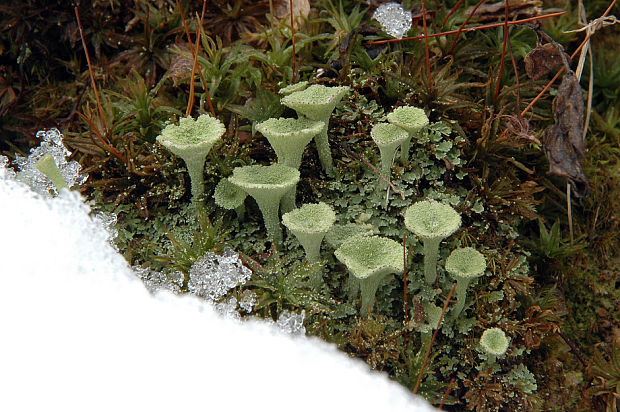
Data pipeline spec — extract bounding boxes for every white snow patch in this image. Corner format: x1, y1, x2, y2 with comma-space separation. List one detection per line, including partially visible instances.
0, 175, 435, 412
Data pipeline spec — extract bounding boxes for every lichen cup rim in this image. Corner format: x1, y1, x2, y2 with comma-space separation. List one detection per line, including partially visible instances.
280, 84, 350, 113
156, 114, 225, 153
403, 199, 461, 240
334, 235, 404, 280
370, 123, 409, 146
386, 106, 429, 131
228, 163, 301, 190
282, 202, 336, 234
445, 246, 486, 280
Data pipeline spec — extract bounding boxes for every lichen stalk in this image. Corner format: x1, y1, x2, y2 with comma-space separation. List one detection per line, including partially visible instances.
423, 237, 441, 284
314, 122, 333, 174
452, 278, 471, 318
254, 197, 283, 248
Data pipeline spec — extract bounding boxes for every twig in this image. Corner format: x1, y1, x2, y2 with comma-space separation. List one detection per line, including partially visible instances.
441, 0, 464, 28
421, 0, 432, 93
78, 112, 128, 166
186, 1, 208, 117
507, 25, 521, 112
557, 330, 589, 368
413, 282, 457, 394
403, 232, 408, 336
438, 377, 456, 409
369, 12, 566, 46
567, 183, 574, 245
521, 0, 617, 117
342, 145, 406, 200
449, 0, 485, 54
494, 1, 510, 103
289, 0, 296, 83
74, 7, 108, 136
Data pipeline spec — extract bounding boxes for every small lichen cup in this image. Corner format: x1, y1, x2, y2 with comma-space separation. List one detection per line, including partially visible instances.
334, 235, 404, 314
213, 178, 248, 219
282, 202, 336, 263
479, 327, 509, 363
370, 123, 409, 188
229, 163, 300, 248
281, 84, 350, 174
445, 246, 486, 318
387, 106, 429, 164
156, 114, 225, 206
404, 200, 461, 284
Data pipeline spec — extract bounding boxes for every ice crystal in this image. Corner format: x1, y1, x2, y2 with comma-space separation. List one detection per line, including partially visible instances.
133, 266, 183, 294
373, 2, 412, 39
0, 155, 16, 180
188, 247, 252, 301
239, 290, 257, 313
276, 310, 306, 335
214, 296, 240, 320
93, 212, 118, 250
15, 129, 87, 196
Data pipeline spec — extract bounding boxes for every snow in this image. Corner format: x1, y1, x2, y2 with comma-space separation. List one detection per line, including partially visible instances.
0, 171, 435, 412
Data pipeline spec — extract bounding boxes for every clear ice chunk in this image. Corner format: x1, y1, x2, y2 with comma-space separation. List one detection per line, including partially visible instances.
239, 290, 257, 313
188, 247, 252, 301
15, 128, 87, 196
373, 2, 412, 39
276, 310, 306, 335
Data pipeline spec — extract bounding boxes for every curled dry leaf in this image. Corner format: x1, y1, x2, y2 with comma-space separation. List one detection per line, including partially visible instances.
524, 43, 567, 80
274, 0, 311, 29
543, 71, 590, 197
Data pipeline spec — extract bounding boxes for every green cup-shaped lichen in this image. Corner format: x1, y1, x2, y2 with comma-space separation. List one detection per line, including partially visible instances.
278, 81, 309, 96
35, 153, 68, 192
229, 163, 300, 248
256, 118, 325, 170
387, 106, 429, 164
214, 178, 247, 218
445, 247, 486, 318
281, 85, 350, 174
404, 200, 461, 284
282, 202, 336, 263
370, 123, 409, 188
480, 327, 509, 362
334, 235, 404, 314
156, 115, 225, 205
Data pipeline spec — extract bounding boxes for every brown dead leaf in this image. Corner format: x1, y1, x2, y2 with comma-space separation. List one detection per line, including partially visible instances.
524, 43, 567, 80
543, 71, 590, 197
274, 0, 311, 29
167, 54, 194, 86
466, 0, 542, 23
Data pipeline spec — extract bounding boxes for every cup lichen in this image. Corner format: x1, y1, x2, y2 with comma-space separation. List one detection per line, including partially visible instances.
229, 163, 300, 248
445, 246, 486, 318
370, 123, 409, 188
281, 84, 350, 174
386, 106, 429, 164
404, 200, 461, 284
156, 114, 225, 205
334, 235, 404, 314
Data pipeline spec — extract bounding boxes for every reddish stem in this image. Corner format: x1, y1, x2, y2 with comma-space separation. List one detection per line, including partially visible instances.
186, 0, 209, 118
74, 7, 108, 136
449, 0, 485, 54
290, 0, 296, 83
441, 0, 463, 28
521, 0, 617, 116
421, 0, 432, 92
493, 0, 510, 103
413, 282, 457, 394
369, 12, 566, 45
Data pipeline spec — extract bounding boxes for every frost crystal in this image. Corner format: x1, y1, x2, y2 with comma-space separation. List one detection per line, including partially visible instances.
0, 155, 16, 180
15, 129, 87, 196
133, 266, 183, 294
239, 290, 257, 313
276, 310, 306, 335
188, 247, 252, 301
214, 296, 240, 321
373, 2, 412, 39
